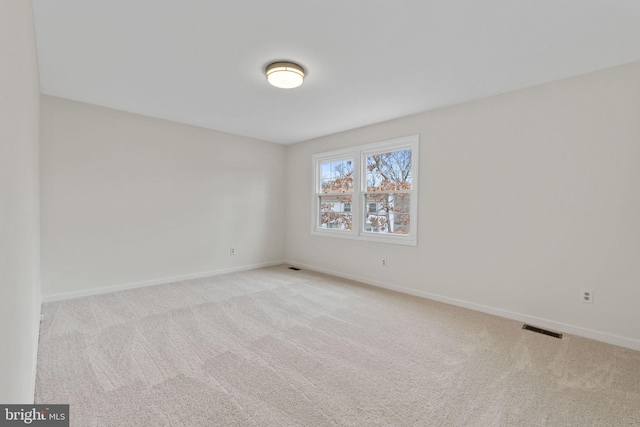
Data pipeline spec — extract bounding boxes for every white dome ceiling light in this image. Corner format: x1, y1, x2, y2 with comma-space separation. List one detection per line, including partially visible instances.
266, 62, 305, 89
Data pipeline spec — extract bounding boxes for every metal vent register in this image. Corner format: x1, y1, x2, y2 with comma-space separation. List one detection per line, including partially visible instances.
522, 324, 563, 339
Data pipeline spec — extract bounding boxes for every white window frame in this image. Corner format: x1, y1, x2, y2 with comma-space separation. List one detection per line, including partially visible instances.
311, 135, 419, 246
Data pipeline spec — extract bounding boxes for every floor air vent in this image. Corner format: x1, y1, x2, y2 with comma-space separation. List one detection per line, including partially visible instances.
288, 267, 301, 271
522, 324, 562, 339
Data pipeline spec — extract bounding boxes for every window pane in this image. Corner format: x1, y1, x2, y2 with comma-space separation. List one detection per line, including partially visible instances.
321, 162, 332, 180
363, 193, 410, 234
319, 159, 354, 193
392, 192, 411, 214
366, 149, 412, 191
319, 195, 352, 230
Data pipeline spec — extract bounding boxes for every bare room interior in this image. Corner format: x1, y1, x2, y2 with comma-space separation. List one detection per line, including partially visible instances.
2, 1, 639, 425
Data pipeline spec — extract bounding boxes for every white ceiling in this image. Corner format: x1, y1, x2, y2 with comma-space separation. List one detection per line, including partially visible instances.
33, 0, 640, 144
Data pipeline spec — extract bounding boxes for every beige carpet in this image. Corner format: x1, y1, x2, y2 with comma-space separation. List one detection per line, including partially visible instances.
35, 265, 640, 426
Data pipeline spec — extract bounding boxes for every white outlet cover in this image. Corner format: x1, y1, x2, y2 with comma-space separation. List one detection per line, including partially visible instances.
580, 288, 594, 304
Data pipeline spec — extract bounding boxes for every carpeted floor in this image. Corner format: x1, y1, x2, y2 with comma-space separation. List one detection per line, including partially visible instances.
35, 265, 640, 426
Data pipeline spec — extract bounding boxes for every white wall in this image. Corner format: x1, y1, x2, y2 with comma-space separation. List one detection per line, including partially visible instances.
0, 0, 41, 403
285, 61, 640, 350
41, 96, 286, 298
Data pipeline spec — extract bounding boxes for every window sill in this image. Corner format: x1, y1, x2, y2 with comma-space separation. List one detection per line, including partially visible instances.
312, 228, 417, 246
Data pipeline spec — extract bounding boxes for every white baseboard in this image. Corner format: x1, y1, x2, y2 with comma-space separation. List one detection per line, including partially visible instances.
286, 260, 640, 352
30, 289, 42, 403
41, 260, 285, 303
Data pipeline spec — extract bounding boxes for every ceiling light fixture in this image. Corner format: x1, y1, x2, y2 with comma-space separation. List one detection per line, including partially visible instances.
266, 61, 305, 89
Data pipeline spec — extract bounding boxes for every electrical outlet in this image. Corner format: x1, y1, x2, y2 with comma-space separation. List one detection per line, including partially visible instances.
230, 247, 235, 255
580, 289, 594, 304
382, 259, 387, 267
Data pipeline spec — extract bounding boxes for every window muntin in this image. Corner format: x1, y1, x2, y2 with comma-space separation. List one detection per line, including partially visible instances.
312, 135, 418, 246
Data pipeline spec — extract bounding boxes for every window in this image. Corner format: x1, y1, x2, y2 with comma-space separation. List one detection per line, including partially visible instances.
312, 135, 419, 246
317, 158, 353, 231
